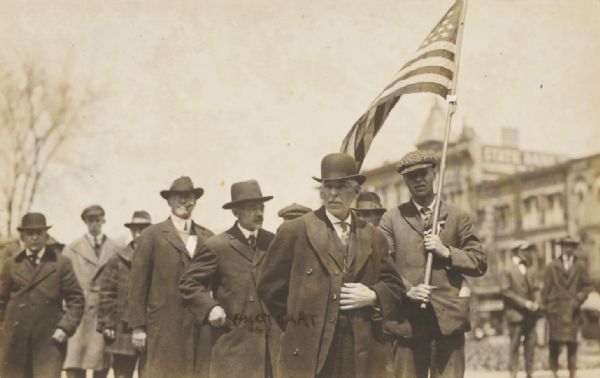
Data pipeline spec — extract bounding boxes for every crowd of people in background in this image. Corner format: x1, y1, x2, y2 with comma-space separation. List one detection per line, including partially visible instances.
0, 150, 593, 378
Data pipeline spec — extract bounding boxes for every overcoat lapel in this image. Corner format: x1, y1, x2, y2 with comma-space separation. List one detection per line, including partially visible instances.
227, 225, 254, 263
399, 200, 450, 237
27, 252, 57, 288
160, 219, 191, 262
565, 257, 579, 288
305, 208, 343, 274
72, 237, 98, 266
252, 229, 270, 270
352, 216, 373, 274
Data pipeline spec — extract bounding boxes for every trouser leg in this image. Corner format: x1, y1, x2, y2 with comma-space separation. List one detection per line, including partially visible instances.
523, 319, 537, 377
65, 369, 86, 378
112, 354, 138, 378
430, 332, 465, 378
507, 322, 522, 378
567, 341, 578, 378
548, 340, 561, 373
392, 337, 431, 378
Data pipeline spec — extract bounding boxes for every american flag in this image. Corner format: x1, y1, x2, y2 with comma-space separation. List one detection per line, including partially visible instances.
341, 0, 463, 169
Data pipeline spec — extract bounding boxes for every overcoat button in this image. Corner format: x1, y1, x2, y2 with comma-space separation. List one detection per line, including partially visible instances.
248, 296, 255, 303
334, 271, 339, 276
306, 268, 313, 275
19, 303, 26, 308
330, 316, 335, 323
13, 321, 19, 326
332, 293, 337, 300
293, 348, 299, 356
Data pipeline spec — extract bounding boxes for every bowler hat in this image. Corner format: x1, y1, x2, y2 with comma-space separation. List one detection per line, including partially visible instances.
124, 210, 152, 228
396, 150, 439, 175
223, 180, 273, 209
160, 176, 204, 200
17, 213, 52, 231
557, 235, 579, 246
81, 205, 105, 220
351, 192, 386, 214
312, 153, 366, 184
278, 203, 312, 220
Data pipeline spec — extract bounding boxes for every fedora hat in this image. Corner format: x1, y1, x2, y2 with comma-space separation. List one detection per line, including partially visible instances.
510, 240, 535, 252
17, 213, 52, 232
351, 192, 386, 213
81, 205, 105, 220
160, 176, 204, 200
124, 210, 152, 228
222, 180, 273, 209
312, 153, 366, 184
557, 235, 579, 246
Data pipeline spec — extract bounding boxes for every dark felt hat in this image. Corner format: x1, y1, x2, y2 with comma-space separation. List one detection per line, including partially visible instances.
312, 153, 366, 184
557, 235, 579, 246
81, 205, 105, 220
124, 210, 152, 228
351, 192, 387, 214
510, 240, 535, 252
396, 150, 440, 175
278, 203, 312, 220
222, 180, 273, 209
17, 213, 52, 231
160, 176, 204, 200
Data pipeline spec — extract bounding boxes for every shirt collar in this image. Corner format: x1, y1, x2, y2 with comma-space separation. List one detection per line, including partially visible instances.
170, 214, 192, 232
86, 233, 104, 244
412, 195, 436, 213
325, 208, 351, 226
26, 247, 46, 259
512, 255, 523, 266
237, 223, 258, 239
562, 254, 574, 263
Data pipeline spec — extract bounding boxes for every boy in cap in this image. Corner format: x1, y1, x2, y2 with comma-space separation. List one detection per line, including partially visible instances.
98, 211, 152, 378
128, 177, 214, 378
501, 241, 541, 378
542, 236, 592, 378
277, 203, 312, 222
379, 150, 486, 378
351, 192, 387, 226
0, 213, 84, 378
257, 153, 404, 378
64, 205, 120, 378
180, 179, 275, 378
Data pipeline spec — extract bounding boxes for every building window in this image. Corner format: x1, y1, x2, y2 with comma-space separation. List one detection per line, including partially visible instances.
493, 204, 511, 233
545, 192, 565, 226
522, 196, 540, 230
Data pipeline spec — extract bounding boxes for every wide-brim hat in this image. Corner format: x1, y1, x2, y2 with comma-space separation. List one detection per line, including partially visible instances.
312, 153, 366, 184
278, 203, 312, 220
396, 150, 440, 175
557, 235, 579, 246
17, 213, 52, 231
81, 205, 105, 220
223, 179, 273, 209
160, 176, 204, 200
511, 240, 535, 252
351, 192, 387, 213
124, 210, 152, 228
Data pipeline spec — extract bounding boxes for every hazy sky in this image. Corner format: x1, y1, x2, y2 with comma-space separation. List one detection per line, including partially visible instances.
1, 0, 599, 243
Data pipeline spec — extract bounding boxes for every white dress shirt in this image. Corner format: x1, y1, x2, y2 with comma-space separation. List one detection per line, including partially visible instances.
171, 215, 197, 257
512, 255, 527, 275
86, 233, 104, 247
237, 223, 258, 240
325, 209, 351, 243
26, 247, 46, 265
562, 254, 574, 271
412, 196, 436, 218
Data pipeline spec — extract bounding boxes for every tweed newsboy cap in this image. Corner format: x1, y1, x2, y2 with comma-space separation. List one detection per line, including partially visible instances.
396, 150, 440, 175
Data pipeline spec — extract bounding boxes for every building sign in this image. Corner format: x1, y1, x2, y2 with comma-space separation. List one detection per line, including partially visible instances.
482, 145, 563, 169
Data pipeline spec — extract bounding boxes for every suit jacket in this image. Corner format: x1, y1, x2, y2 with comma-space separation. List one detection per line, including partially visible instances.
500, 260, 540, 323
128, 218, 214, 378
180, 223, 275, 378
97, 243, 137, 356
0, 248, 84, 377
379, 201, 486, 338
256, 207, 404, 378
63, 235, 120, 370
542, 256, 593, 342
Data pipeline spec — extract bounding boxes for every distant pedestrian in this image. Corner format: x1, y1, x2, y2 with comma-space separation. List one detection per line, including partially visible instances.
351, 191, 387, 226
277, 203, 312, 222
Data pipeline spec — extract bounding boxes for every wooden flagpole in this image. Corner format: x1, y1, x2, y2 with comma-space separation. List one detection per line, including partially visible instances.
421, 0, 469, 309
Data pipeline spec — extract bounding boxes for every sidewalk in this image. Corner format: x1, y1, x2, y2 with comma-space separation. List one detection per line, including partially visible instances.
466, 368, 600, 378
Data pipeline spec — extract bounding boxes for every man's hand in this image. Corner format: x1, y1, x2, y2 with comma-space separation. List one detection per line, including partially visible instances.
132, 328, 147, 351
406, 284, 437, 303
424, 232, 451, 260
52, 328, 68, 343
103, 328, 116, 341
208, 305, 227, 327
340, 283, 377, 311
525, 300, 540, 312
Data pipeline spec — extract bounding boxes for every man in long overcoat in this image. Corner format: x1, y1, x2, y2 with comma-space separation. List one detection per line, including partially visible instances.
542, 236, 593, 378
0, 213, 84, 378
501, 241, 541, 378
128, 176, 215, 378
63, 205, 120, 378
98, 211, 152, 378
180, 179, 275, 378
257, 153, 405, 378
379, 150, 486, 378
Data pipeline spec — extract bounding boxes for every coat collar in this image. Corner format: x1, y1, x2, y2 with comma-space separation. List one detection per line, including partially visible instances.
399, 200, 449, 236
305, 207, 372, 275
13, 248, 58, 290
116, 243, 135, 262
159, 218, 209, 261
226, 222, 271, 268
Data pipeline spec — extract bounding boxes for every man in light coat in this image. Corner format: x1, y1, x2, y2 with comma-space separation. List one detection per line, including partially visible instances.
0, 213, 84, 378
128, 176, 215, 378
257, 153, 405, 378
379, 150, 486, 378
63, 205, 120, 378
180, 179, 275, 378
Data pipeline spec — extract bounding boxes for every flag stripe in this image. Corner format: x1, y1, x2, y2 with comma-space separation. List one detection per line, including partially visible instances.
383, 65, 453, 93
375, 74, 452, 106
400, 49, 455, 72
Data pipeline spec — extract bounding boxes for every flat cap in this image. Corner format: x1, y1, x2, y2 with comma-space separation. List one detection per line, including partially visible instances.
278, 203, 312, 221
396, 150, 439, 175
81, 205, 105, 220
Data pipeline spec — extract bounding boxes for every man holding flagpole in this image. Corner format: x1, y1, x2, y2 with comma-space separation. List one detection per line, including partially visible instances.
379, 150, 486, 378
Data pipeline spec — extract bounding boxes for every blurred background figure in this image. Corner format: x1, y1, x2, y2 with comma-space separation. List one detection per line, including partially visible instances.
501, 240, 541, 378
98, 211, 152, 378
277, 203, 311, 222
351, 192, 387, 226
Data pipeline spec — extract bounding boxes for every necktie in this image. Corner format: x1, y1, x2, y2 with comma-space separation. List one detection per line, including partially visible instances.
184, 222, 188, 232
94, 237, 102, 258
28, 252, 39, 266
248, 235, 257, 251
337, 221, 350, 245
420, 207, 432, 228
